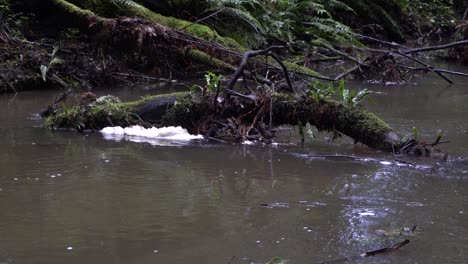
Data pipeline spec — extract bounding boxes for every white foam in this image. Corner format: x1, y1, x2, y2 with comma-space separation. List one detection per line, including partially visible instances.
101, 126, 125, 135
100, 125, 203, 145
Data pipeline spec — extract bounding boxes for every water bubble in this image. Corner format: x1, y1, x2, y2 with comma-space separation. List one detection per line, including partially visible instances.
67, 246, 73, 250
153, 250, 158, 253
105, 160, 110, 163
50, 175, 56, 178
57, 174, 62, 176
256, 240, 261, 243
276, 241, 280, 243
13, 178, 18, 181
303, 227, 308, 230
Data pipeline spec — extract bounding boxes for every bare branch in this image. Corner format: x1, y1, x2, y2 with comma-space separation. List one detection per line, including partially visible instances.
402, 40, 468, 54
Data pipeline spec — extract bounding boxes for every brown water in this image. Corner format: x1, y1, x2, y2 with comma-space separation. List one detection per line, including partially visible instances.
0, 65, 467, 264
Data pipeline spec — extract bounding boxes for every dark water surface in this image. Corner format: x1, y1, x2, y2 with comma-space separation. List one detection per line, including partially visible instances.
0, 67, 467, 264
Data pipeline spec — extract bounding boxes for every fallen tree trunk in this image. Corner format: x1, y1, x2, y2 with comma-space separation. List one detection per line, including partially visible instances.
44, 0, 322, 80
43, 92, 402, 152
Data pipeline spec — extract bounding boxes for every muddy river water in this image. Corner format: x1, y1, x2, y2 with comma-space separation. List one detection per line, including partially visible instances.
0, 62, 467, 263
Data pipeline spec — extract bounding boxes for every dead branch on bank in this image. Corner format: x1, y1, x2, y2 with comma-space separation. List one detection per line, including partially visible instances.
224, 46, 290, 94
402, 40, 468, 54
311, 39, 468, 84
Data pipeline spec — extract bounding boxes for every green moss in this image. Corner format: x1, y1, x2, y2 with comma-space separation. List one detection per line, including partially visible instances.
133, 7, 242, 50
272, 94, 400, 150
186, 49, 235, 71
51, 0, 106, 25
45, 99, 133, 130
282, 61, 322, 78
85, 101, 135, 128
340, 106, 392, 135
44, 105, 87, 130
121, 92, 189, 109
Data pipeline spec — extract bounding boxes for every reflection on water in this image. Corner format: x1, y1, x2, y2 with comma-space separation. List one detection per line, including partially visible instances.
0, 67, 467, 264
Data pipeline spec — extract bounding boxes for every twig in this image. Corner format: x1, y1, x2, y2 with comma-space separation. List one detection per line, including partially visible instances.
269, 53, 294, 92
354, 33, 409, 49
362, 239, 410, 257
402, 40, 468, 54
319, 44, 370, 67
400, 65, 468, 79
429, 69, 468, 78
308, 56, 340, 63
0, 75, 17, 94
241, 72, 255, 94
225, 89, 256, 100
110, 72, 177, 83
393, 51, 454, 84
225, 45, 285, 93
173, 29, 334, 82
246, 101, 266, 135
320, 240, 410, 264
269, 87, 273, 129
180, 7, 226, 30
334, 65, 360, 80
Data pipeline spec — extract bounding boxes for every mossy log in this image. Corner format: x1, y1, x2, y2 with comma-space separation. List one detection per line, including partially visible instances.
50, 0, 241, 49
46, 0, 323, 79
43, 92, 402, 152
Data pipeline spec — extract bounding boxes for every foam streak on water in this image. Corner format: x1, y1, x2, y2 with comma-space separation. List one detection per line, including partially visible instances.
100, 126, 203, 145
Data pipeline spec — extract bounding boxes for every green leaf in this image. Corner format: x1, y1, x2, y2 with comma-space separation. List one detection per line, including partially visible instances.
366, 96, 377, 105
323, 83, 335, 97
310, 90, 319, 102
338, 79, 345, 99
